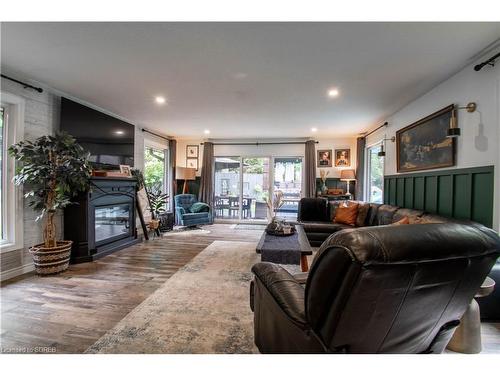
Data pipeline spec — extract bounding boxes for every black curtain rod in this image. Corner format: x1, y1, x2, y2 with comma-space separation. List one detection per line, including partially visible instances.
200, 141, 319, 146
141, 128, 171, 142
362, 121, 389, 138
1, 74, 44, 93
474, 51, 500, 71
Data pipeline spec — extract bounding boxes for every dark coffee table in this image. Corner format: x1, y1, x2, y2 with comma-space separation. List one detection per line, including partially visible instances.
256, 224, 313, 271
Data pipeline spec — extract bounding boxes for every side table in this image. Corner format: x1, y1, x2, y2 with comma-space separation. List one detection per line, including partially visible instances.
447, 276, 495, 353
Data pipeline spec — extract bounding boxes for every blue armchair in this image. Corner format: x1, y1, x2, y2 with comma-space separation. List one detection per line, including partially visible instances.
174, 194, 212, 227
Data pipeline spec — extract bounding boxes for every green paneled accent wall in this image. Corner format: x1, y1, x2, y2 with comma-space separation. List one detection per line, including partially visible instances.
384, 166, 494, 228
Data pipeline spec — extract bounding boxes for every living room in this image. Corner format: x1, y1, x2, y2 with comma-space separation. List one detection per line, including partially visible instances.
1, 2, 500, 374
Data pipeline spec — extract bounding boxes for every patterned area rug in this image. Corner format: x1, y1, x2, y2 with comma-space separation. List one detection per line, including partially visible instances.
86, 241, 263, 354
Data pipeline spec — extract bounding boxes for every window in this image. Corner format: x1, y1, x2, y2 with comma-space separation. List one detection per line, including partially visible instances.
365, 143, 384, 203
1, 92, 24, 252
144, 144, 169, 209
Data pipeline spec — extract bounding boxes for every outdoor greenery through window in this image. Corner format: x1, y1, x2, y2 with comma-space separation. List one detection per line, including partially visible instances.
144, 146, 168, 208
366, 144, 384, 203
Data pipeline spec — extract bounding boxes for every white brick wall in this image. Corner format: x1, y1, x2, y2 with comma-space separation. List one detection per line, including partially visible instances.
1, 75, 143, 279
1, 77, 63, 276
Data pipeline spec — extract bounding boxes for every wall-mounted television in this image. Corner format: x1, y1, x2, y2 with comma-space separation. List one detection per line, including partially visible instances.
60, 97, 135, 169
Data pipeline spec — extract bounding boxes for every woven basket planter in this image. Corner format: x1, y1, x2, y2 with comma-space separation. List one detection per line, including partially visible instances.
29, 240, 72, 275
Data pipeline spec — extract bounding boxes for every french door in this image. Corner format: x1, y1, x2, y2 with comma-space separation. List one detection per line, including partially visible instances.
214, 156, 303, 222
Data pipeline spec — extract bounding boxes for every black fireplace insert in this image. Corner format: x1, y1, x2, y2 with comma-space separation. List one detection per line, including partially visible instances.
64, 177, 141, 263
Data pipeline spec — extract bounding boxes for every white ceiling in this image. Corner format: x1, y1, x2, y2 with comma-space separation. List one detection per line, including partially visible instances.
2, 22, 500, 139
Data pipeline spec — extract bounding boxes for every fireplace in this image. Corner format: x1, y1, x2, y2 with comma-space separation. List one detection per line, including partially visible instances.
94, 203, 132, 244
64, 177, 141, 263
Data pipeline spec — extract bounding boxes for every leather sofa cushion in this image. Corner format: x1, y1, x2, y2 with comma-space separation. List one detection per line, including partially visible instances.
299, 198, 329, 222
366, 203, 381, 226
375, 204, 399, 225
302, 222, 351, 233
356, 202, 370, 227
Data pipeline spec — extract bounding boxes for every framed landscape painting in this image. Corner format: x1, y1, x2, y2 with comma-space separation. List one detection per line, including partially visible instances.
396, 105, 456, 173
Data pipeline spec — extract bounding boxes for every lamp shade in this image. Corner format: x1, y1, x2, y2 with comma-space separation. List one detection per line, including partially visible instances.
340, 169, 356, 181
176, 167, 196, 181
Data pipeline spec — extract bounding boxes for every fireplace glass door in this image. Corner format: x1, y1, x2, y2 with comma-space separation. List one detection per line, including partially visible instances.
94, 204, 131, 244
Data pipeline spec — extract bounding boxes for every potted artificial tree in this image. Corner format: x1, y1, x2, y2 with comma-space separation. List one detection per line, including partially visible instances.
9, 132, 91, 275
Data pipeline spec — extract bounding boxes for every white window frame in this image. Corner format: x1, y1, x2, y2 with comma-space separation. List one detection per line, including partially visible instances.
0, 91, 25, 253
364, 140, 385, 204
143, 139, 170, 209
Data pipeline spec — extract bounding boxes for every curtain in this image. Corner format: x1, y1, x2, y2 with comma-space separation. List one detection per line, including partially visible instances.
355, 136, 366, 201
199, 142, 214, 221
169, 139, 177, 213
304, 140, 316, 198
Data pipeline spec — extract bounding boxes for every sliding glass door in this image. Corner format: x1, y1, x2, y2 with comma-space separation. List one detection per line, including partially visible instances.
214, 156, 302, 222
243, 158, 270, 220
273, 157, 302, 220
214, 157, 241, 219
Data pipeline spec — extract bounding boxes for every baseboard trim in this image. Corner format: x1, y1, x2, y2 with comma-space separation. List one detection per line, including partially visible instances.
1, 263, 35, 282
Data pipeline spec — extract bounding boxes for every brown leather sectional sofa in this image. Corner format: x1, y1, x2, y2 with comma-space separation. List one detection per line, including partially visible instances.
297, 198, 477, 247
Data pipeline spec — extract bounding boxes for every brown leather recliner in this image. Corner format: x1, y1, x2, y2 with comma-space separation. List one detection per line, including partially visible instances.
250, 223, 500, 353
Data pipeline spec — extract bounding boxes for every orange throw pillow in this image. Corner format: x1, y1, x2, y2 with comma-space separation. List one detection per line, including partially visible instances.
334, 203, 359, 226
392, 216, 410, 225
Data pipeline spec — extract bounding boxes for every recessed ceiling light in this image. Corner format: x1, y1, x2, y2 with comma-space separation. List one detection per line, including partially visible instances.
327, 88, 339, 98
155, 96, 166, 104
204, 129, 210, 135
115, 130, 124, 135
311, 127, 318, 132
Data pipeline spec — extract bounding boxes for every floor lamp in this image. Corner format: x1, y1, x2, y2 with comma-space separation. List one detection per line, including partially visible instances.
176, 167, 196, 194
340, 169, 356, 199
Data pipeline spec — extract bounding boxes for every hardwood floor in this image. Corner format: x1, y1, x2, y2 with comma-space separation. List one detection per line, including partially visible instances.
0, 224, 262, 353
1, 224, 499, 354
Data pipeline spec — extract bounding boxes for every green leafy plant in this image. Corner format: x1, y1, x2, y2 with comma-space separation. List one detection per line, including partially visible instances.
146, 182, 169, 218
8, 132, 91, 248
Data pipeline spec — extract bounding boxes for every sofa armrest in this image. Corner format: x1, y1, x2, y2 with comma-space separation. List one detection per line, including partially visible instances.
292, 272, 309, 284
175, 206, 186, 216
251, 262, 307, 327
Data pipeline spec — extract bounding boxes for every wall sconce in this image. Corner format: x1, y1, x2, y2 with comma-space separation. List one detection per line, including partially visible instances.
377, 136, 395, 157
447, 102, 477, 138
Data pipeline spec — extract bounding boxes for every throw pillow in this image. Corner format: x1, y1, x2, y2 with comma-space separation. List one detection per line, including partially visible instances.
392, 216, 410, 225
334, 203, 359, 226
190, 202, 210, 213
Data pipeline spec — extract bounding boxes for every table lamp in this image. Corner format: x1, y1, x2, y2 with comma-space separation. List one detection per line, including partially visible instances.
176, 167, 196, 194
340, 169, 356, 199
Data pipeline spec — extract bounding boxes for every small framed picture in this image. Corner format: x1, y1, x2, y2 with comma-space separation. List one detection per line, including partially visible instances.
119, 164, 132, 176
317, 150, 333, 168
335, 149, 351, 167
186, 145, 199, 158
186, 158, 199, 171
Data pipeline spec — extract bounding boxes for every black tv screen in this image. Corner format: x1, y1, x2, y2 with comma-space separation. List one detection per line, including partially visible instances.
60, 97, 135, 169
